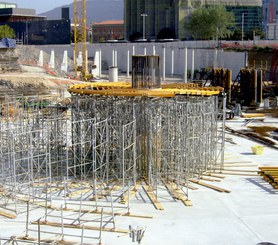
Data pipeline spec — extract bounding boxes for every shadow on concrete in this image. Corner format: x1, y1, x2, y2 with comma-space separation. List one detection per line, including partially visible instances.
257, 243, 278, 245
240, 152, 255, 156
246, 178, 278, 194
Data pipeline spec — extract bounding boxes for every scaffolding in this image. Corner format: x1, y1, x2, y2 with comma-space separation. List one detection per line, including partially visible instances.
0, 81, 225, 242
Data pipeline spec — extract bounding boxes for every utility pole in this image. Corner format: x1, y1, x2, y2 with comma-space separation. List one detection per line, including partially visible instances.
141, 13, 147, 41
241, 12, 245, 41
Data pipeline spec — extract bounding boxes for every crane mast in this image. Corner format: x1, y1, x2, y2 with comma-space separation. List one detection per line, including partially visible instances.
73, 0, 87, 79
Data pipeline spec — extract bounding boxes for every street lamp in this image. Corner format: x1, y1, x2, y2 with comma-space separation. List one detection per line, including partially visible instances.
241, 12, 245, 41
141, 13, 147, 41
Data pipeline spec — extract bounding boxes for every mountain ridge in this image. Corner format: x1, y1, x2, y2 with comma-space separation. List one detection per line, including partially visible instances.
39, 0, 124, 23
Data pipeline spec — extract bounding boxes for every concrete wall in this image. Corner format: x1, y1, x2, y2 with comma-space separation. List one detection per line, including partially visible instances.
35, 40, 260, 80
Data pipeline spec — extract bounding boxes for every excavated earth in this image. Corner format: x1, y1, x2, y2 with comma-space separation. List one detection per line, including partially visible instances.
0, 65, 82, 95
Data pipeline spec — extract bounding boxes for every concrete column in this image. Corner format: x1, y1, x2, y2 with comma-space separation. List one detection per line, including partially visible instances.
77, 51, 83, 67
127, 49, 130, 78
38, 50, 43, 67
109, 67, 118, 82
264, 97, 270, 109
245, 51, 248, 68
112, 49, 115, 66
171, 48, 174, 76
152, 45, 156, 55
162, 46, 166, 82
84, 50, 88, 75
191, 49, 194, 81
184, 48, 188, 83
92, 50, 100, 77
49, 50, 55, 69
213, 49, 218, 68
144, 47, 147, 55
61, 50, 68, 72
132, 45, 135, 56
99, 49, 102, 77
115, 50, 118, 67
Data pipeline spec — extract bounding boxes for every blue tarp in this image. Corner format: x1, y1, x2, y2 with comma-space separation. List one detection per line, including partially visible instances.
0, 38, 16, 48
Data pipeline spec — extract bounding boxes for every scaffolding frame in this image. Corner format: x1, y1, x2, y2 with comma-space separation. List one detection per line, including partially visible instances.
0, 90, 225, 242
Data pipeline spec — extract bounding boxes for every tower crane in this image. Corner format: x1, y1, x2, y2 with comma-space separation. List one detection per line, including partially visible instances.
73, 0, 87, 79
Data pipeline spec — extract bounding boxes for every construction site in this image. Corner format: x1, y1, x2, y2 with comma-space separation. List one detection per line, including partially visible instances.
0, 45, 278, 243
0, 52, 228, 243
0, 1, 278, 244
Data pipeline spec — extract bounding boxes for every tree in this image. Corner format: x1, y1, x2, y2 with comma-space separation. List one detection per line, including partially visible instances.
227, 28, 242, 40
186, 5, 235, 40
0, 25, 15, 39
71, 29, 84, 43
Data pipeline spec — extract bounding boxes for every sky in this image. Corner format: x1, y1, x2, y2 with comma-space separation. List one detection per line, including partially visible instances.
7, 0, 72, 14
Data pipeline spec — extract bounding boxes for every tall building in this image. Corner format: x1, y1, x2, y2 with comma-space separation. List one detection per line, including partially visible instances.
226, 6, 262, 39
124, 0, 262, 40
262, 0, 278, 39
124, 0, 190, 40
0, 3, 71, 45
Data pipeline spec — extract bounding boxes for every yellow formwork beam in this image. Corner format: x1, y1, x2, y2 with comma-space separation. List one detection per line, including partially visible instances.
68, 88, 176, 98
69, 82, 223, 98
69, 82, 131, 90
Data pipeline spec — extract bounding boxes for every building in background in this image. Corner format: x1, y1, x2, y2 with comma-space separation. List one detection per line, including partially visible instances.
226, 5, 262, 39
263, 0, 278, 39
0, 5, 45, 22
124, 0, 262, 41
0, 2, 16, 9
92, 20, 124, 43
0, 3, 71, 45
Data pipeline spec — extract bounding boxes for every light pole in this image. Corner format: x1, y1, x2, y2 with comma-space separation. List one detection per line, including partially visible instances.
141, 13, 147, 41
241, 12, 245, 41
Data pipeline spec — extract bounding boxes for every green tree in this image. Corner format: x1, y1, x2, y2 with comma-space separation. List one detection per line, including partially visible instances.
71, 29, 84, 43
186, 5, 235, 40
0, 25, 15, 39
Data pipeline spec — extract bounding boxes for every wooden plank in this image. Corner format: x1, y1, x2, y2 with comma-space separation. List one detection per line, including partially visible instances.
215, 171, 258, 176
177, 180, 199, 190
200, 176, 221, 182
242, 113, 265, 118
67, 188, 92, 197
142, 185, 164, 210
259, 166, 278, 170
259, 166, 278, 190
0, 210, 16, 219
32, 220, 129, 234
259, 170, 278, 174
189, 179, 231, 193
163, 181, 192, 206
120, 185, 138, 205
202, 173, 225, 179
65, 208, 153, 219
90, 185, 121, 201
188, 184, 199, 190
221, 169, 258, 173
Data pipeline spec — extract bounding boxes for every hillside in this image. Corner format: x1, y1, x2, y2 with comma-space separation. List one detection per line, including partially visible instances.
40, 0, 124, 23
